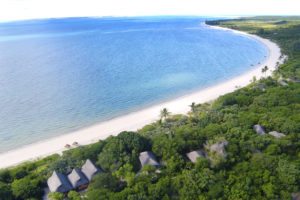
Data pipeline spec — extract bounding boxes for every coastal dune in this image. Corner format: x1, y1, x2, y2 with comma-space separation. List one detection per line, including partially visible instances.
0, 25, 282, 169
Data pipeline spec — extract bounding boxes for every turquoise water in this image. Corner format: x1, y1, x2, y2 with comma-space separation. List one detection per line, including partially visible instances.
0, 17, 268, 152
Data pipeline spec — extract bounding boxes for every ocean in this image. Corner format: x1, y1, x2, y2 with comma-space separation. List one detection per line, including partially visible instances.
0, 17, 268, 152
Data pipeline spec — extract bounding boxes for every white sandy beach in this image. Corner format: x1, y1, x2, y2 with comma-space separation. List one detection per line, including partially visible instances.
0, 25, 282, 169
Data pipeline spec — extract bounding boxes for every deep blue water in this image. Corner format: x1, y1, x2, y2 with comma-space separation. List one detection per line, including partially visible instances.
0, 17, 268, 152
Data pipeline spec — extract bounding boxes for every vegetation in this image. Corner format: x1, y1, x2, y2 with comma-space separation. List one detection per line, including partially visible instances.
0, 17, 299, 200
160, 108, 171, 122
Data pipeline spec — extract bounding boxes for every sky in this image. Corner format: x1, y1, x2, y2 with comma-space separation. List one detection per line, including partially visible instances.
0, 0, 299, 22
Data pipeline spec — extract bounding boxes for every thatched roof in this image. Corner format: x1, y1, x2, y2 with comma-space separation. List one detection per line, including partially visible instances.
278, 80, 288, 86
47, 171, 73, 193
139, 151, 160, 167
68, 168, 89, 188
255, 83, 266, 91
209, 141, 229, 157
288, 78, 300, 83
81, 159, 100, 181
186, 150, 206, 163
292, 192, 300, 200
253, 124, 266, 135
269, 131, 286, 138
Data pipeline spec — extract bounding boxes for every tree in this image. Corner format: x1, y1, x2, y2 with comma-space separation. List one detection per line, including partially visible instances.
11, 177, 43, 199
293, 41, 300, 52
68, 191, 82, 200
148, 177, 174, 199
49, 156, 78, 174
97, 131, 149, 171
165, 155, 186, 174
88, 173, 120, 192
113, 163, 135, 186
0, 169, 11, 183
160, 108, 171, 122
257, 28, 265, 34
189, 102, 197, 115
276, 159, 300, 191
86, 188, 111, 200
0, 182, 13, 200
48, 192, 64, 200
262, 66, 269, 77
175, 168, 216, 199
251, 76, 257, 83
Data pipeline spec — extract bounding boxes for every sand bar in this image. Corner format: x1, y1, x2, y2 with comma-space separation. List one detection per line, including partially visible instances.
0, 25, 282, 169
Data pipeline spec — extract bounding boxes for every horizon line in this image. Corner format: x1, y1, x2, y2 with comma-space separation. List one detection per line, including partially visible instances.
2, 14, 300, 23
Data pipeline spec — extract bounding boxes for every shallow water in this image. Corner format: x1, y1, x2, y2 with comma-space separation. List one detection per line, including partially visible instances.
0, 17, 268, 152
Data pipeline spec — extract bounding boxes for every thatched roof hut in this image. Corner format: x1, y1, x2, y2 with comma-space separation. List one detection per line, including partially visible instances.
81, 159, 100, 181
292, 192, 300, 200
254, 83, 266, 91
139, 151, 160, 167
269, 131, 286, 138
209, 141, 229, 157
253, 124, 266, 135
288, 78, 300, 83
47, 171, 73, 193
67, 168, 89, 189
278, 80, 288, 86
186, 150, 206, 163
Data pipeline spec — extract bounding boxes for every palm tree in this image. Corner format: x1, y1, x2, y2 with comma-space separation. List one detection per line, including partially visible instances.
160, 108, 170, 122
261, 65, 269, 77
251, 76, 257, 83
189, 102, 197, 115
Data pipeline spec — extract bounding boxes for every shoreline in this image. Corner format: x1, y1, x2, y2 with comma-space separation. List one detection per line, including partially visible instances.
0, 25, 282, 169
